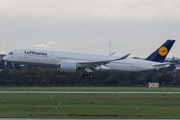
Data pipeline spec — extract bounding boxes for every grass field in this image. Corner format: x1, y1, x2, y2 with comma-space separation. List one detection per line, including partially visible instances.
0, 93, 180, 118
0, 86, 180, 92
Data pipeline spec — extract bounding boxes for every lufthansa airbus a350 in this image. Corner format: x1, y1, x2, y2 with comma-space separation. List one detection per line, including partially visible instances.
3, 40, 175, 78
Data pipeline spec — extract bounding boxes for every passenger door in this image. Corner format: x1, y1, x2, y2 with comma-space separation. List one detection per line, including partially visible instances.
19, 51, 23, 58
50, 54, 54, 60
136, 61, 140, 68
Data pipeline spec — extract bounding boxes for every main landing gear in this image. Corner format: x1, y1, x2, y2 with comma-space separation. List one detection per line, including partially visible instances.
82, 73, 93, 79
82, 67, 93, 79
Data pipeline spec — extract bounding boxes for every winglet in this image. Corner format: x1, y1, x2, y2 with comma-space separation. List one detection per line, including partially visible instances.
108, 52, 116, 56
116, 53, 131, 60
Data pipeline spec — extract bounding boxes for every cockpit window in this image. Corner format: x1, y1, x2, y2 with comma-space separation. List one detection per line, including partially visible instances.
8, 52, 13, 55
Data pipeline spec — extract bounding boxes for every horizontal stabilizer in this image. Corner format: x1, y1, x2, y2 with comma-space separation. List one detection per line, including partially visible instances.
152, 62, 172, 67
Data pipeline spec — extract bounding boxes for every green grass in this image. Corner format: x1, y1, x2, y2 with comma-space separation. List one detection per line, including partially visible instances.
0, 86, 180, 92
0, 93, 180, 118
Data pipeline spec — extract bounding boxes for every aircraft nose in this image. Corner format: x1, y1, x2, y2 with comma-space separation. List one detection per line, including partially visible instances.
3, 56, 7, 61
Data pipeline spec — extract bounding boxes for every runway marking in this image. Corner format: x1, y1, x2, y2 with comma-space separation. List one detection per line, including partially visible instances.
0, 118, 179, 120
0, 91, 180, 93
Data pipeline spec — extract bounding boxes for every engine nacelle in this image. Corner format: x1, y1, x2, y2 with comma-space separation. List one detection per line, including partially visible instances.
60, 62, 77, 73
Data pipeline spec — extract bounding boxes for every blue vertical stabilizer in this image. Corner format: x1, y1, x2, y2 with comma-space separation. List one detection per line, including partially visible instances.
145, 40, 175, 63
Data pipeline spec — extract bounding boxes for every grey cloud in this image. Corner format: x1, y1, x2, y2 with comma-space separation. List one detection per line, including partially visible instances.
0, 0, 180, 58
1, 0, 180, 21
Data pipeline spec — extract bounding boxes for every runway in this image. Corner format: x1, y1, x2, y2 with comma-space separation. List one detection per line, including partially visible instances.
0, 91, 180, 93
0, 118, 179, 120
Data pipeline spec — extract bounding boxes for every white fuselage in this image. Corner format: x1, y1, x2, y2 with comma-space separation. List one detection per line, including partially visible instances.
3, 49, 170, 72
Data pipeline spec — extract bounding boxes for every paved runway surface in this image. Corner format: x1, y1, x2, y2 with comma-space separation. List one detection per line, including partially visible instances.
0, 118, 179, 120
0, 91, 180, 93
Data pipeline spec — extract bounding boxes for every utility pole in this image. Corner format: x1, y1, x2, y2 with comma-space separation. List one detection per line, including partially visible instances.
1, 38, 5, 54
109, 40, 111, 54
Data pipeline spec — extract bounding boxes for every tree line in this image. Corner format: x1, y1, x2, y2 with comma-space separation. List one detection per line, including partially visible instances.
0, 65, 178, 86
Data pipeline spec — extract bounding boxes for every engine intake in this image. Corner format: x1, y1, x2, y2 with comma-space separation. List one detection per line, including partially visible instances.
60, 62, 77, 73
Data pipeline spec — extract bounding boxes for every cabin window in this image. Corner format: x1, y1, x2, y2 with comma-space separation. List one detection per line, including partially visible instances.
8, 52, 13, 55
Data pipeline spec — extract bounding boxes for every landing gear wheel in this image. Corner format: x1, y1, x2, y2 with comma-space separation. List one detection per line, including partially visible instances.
89, 74, 93, 79
82, 74, 88, 79
84, 74, 88, 79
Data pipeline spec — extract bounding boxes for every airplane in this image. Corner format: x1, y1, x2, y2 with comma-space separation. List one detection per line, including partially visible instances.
3, 40, 175, 79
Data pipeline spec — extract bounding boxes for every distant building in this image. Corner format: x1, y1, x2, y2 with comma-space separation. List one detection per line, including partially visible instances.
0, 54, 5, 59
0, 54, 5, 70
175, 64, 180, 70
166, 57, 178, 61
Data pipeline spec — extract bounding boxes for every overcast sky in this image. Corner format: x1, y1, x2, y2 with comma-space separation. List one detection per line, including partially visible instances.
0, 0, 180, 58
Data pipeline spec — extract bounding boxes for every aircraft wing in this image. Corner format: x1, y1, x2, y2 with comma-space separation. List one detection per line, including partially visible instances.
77, 53, 130, 67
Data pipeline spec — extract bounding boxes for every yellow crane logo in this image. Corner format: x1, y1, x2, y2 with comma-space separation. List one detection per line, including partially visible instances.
158, 46, 168, 56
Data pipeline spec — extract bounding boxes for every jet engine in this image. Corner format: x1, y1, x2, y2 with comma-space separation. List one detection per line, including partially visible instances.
60, 62, 77, 73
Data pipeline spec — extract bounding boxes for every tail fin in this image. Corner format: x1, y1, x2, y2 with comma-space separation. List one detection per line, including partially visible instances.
145, 40, 175, 63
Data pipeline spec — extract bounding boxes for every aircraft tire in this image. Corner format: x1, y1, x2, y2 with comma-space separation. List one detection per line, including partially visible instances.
89, 74, 93, 79
82, 74, 88, 79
